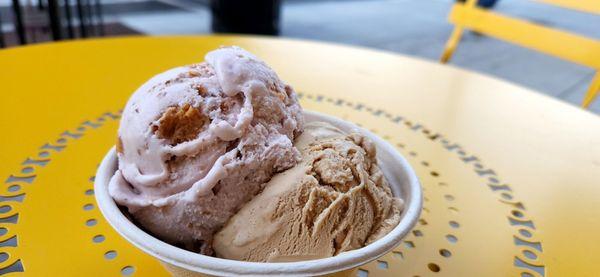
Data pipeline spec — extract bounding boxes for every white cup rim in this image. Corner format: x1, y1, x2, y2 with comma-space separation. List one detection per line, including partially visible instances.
95, 110, 422, 276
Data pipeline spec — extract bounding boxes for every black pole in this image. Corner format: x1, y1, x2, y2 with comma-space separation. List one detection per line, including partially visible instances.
210, 0, 281, 35
11, 0, 27, 44
75, 0, 87, 37
64, 0, 74, 38
0, 11, 5, 48
37, 0, 45, 10
84, 0, 94, 35
47, 0, 62, 40
93, 0, 104, 36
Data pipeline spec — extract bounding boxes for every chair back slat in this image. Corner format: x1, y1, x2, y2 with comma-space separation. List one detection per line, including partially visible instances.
449, 4, 600, 69
534, 0, 600, 15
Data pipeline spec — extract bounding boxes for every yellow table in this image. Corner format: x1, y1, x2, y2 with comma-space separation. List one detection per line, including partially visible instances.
1, 35, 599, 277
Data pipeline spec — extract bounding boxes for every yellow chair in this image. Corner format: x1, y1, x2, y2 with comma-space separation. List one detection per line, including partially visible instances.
440, 0, 600, 109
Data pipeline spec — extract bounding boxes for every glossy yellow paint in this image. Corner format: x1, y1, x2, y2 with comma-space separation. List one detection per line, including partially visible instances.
583, 72, 600, 108
1, 36, 599, 276
439, 27, 463, 64
534, 0, 600, 14
441, 1, 600, 108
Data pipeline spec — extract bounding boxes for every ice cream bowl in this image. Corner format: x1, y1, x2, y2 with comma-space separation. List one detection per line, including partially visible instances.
95, 110, 422, 277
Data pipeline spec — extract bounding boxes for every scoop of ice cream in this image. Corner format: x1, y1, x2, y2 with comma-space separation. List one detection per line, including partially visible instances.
213, 122, 403, 262
108, 46, 304, 254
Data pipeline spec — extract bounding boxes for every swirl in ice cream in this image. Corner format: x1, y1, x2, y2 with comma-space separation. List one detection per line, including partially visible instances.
109, 46, 304, 254
213, 122, 403, 262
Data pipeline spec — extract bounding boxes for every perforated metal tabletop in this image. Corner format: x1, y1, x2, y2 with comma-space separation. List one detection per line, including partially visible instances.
1, 36, 599, 276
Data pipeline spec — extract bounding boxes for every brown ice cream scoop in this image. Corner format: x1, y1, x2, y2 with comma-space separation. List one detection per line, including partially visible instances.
213, 121, 404, 262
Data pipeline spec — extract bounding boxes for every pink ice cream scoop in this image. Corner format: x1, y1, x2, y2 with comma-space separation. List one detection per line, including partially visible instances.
108, 46, 304, 254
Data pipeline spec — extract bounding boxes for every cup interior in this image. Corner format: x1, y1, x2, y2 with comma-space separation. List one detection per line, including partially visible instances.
94, 110, 422, 276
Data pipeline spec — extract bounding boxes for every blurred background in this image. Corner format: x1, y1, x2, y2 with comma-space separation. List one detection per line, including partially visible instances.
0, 0, 598, 112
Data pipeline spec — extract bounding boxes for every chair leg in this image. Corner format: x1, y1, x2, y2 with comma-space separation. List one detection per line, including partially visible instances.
0, 9, 5, 48
94, 0, 104, 36
47, 0, 63, 40
11, 0, 27, 44
582, 72, 600, 109
76, 0, 87, 37
64, 0, 75, 38
440, 26, 464, 64
84, 0, 94, 36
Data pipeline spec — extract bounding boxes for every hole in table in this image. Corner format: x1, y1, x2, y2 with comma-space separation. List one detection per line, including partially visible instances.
121, 266, 135, 276
428, 263, 440, 272
523, 250, 537, 260
444, 195, 454, 201
449, 221, 460, 228
85, 189, 94, 195
448, 207, 459, 213
0, 227, 7, 236
0, 236, 17, 247
501, 192, 513, 200
86, 219, 97, 227
21, 167, 34, 174
439, 249, 452, 257
509, 217, 535, 229
83, 204, 94, 211
39, 151, 50, 158
512, 210, 524, 218
357, 269, 368, 277
7, 185, 20, 192
515, 256, 544, 275
430, 171, 439, 177
413, 230, 423, 237
0, 206, 12, 213
377, 260, 388, 269
393, 251, 404, 259
404, 241, 415, 248
0, 252, 8, 263
104, 250, 117, 260
419, 219, 428, 225
409, 151, 417, 157
519, 229, 532, 238
446, 234, 458, 243
521, 273, 533, 277
93, 235, 105, 243
421, 161, 429, 166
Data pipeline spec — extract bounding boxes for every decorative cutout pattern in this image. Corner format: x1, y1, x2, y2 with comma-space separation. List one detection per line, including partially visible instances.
0, 111, 122, 275
85, 174, 136, 276
0, 92, 547, 276
298, 92, 546, 276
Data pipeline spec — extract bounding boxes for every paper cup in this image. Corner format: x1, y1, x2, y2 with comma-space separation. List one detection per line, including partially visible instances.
95, 111, 422, 276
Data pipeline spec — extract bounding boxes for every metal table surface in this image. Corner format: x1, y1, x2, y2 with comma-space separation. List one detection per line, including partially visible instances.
1, 35, 599, 276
